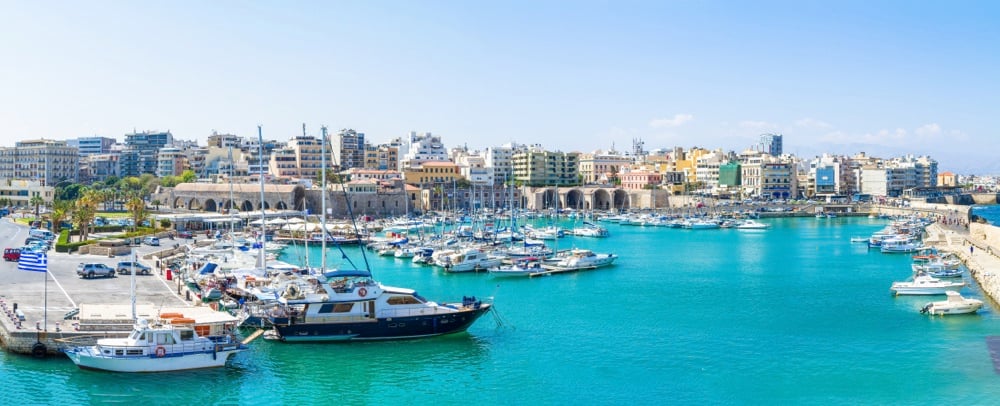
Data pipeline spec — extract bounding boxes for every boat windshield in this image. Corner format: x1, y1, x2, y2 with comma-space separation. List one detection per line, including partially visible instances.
413, 293, 427, 303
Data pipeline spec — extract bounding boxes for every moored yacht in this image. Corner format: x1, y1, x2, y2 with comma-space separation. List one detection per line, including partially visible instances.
267, 270, 492, 341
920, 291, 983, 315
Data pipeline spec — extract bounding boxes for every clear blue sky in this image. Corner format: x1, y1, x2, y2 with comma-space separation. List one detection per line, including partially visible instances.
2, 1, 997, 173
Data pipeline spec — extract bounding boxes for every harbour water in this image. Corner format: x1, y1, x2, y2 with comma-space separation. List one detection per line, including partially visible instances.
973, 205, 1000, 225
3, 217, 1000, 404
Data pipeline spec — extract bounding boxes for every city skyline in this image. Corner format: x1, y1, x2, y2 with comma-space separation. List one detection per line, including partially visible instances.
2, 1, 997, 173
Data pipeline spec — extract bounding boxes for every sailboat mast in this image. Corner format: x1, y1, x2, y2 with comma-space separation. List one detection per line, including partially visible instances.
228, 145, 237, 258
257, 125, 266, 271
321, 126, 328, 270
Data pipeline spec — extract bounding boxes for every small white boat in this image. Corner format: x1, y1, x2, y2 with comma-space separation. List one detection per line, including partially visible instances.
735, 220, 770, 230
542, 249, 617, 271
890, 273, 965, 295
64, 317, 245, 372
850, 236, 868, 243
488, 258, 543, 278
920, 291, 983, 315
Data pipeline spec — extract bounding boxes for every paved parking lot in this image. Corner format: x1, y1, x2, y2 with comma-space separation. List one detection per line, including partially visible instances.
0, 219, 192, 330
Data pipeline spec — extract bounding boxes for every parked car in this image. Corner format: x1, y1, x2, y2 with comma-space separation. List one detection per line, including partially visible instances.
177, 230, 193, 239
76, 263, 116, 279
116, 261, 152, 275
142, 236, 160, 246
3, 248, 20, 262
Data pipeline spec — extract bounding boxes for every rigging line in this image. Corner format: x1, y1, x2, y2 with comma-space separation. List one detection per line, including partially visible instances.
326, 134, 371, 273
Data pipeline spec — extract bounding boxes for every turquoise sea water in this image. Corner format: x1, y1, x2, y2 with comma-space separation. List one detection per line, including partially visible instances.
973, 205, 1000, 225
3, 217, 1000, 404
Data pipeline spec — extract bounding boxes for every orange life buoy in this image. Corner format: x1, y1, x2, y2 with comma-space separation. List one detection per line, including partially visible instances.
155, 346, 166, 357
358, 287, 368, 297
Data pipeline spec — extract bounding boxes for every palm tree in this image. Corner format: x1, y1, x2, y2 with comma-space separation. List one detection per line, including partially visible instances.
49, 200, 71, 234
73, 189, 101, 241
29, 195, 44, 219
126, 195, 148, 231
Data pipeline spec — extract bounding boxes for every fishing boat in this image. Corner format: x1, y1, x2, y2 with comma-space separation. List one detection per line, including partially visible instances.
266, 270, 492, 341
920, 291, 983, 315
63, 315, 246, 372
890, 273, 964, 295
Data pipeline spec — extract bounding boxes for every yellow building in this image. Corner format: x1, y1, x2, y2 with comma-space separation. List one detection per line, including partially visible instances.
402, 161, 463, 185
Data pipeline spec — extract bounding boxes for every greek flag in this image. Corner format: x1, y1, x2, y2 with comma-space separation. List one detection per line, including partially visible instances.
18, 251, 47, 272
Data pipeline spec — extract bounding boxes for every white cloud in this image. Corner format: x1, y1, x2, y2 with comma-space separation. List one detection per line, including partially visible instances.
915, 123, 941, 136
794, 118, 831, 129
649, 113, 693, 128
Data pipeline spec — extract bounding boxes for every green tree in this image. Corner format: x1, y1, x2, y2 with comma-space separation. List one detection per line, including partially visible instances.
49, 200, 71, 233
180, 169, 197, 183
126, 195, 148, 231
316, 168, 342, 185
72, 189, 100, 241
29, 195, 45, 218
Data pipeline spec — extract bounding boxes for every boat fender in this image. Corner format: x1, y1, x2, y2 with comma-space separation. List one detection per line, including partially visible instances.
155, 346, 166, 357
358, 287, 368, 297
31, 342, 46, 358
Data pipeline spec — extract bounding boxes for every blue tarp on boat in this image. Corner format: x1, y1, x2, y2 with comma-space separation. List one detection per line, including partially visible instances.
198, 262, 219, 275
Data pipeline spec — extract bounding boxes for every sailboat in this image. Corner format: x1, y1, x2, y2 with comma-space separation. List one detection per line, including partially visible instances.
265, 127, 492, 342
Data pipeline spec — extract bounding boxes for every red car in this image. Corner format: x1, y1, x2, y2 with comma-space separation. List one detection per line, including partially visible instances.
3, 248, 20, 261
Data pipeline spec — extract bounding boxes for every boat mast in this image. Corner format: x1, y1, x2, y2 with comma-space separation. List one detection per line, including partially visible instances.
257, 125, 266, 271
301, 124, 310, 271
228, 145, 237, 259
320, 125, 328, 271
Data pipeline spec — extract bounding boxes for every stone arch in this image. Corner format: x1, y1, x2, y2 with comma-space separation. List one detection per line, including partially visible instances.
613, 189, 630, 210
187, 198, 202, 211
172, 197, 185, 209
542, 188, 559, 209
259, 201, 270, 210
275, 201, 288, 210
593, 189, 612, 210
222, 200, 234, 211
203, 199, 218, 213
241, 200, 254, 212
565, 188, 584, 210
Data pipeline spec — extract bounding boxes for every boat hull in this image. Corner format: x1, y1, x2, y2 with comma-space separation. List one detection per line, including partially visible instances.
272, 305, 491, 342
924, 301, 983, 315
64, 347, 242, 373
891, 286, 963, 295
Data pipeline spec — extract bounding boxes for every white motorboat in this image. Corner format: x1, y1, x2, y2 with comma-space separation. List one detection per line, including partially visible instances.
890, 273, 965, 295
64, 316, 245, 372
920, 291, 983, 315
542, 249, 617, 271
438, 247, 503, 272
735, 220, 770, 230
488, 258, 543, 278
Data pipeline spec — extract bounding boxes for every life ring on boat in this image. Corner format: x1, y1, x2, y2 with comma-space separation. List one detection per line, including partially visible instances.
155, 346, 166, 357
358, 287, 368, 297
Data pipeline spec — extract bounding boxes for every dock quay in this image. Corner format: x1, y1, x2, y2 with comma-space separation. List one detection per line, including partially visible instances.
0, 218, 223, 357
878, 202, 1000, 307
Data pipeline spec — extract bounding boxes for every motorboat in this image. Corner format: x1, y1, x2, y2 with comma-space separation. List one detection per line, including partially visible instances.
735, 220, 770, 230
542, 249, 617, 271
63, 315, 245, 372
912, 263, 962, 278
850, 236, 868, 243
890, 273, 965, 295
488, 258, 543, 278
267, 270, 491, 341
920, 291, 983, 315
438, 248, 503, 273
